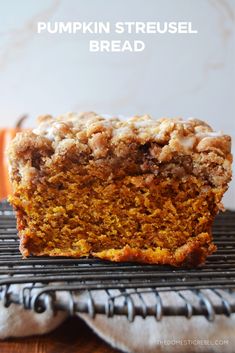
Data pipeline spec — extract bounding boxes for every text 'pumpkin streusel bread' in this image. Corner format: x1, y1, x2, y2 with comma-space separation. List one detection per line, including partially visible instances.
7, 113, 232, 266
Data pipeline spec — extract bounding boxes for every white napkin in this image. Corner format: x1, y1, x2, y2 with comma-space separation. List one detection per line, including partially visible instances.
1, 286, 235, 353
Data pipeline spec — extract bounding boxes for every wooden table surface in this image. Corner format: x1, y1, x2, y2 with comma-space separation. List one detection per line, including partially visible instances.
0, 316, 121, 353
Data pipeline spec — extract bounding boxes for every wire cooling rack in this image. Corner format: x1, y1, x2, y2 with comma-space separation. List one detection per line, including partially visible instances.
0, 200, 235, 322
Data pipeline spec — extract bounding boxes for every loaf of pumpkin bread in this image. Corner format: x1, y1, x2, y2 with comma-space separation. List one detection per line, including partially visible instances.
7, 113, 232, 266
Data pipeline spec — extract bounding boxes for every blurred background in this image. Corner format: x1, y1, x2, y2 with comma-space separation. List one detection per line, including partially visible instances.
0, 0, 234, 207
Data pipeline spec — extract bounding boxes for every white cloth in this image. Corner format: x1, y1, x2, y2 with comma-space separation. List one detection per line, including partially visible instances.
1, 287, 235, 353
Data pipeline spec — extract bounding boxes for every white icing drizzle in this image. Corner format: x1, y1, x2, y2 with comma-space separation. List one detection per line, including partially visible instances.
198, 131, 224, 138
33, 125, 55, 141
133, 120, 154, 128
178, 136, 196, 149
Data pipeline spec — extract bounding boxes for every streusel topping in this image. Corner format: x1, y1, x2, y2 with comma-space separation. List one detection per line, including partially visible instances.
32, 112, 231, 158
8, 112, 232, 189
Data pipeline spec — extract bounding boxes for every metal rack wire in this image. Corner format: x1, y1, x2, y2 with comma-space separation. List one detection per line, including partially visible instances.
0, 200, 235, 321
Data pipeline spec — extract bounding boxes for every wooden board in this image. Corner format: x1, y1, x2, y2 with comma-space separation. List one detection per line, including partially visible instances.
0, 316, 120, 353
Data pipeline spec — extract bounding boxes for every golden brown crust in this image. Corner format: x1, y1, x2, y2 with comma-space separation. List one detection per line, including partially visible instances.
19, 236, 216, 267
93, 232, 216, 267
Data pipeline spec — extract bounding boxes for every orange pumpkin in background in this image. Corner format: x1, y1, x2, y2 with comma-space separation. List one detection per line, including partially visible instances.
0, 115, 27, 200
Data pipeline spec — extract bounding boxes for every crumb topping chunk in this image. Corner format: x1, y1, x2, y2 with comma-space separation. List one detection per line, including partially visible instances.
8, 112, 232, 189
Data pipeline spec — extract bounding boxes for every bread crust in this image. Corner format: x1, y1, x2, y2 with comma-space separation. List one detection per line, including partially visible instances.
7, 113, 232, 266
